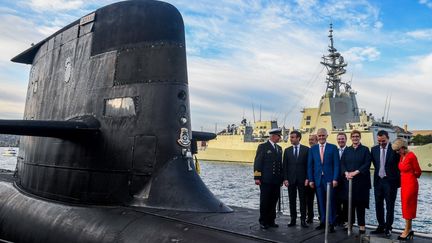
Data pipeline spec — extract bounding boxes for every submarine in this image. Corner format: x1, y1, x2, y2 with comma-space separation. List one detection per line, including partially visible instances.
4, 1, 431, 242
0, 1, 239, 242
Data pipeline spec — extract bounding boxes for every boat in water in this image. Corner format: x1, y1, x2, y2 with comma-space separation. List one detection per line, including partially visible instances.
197, 24, 432, 172
1, 148, 17, 157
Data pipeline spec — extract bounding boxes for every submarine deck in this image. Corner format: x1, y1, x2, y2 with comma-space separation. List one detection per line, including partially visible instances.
134, 206, 432, 242
1, 171, 431, 243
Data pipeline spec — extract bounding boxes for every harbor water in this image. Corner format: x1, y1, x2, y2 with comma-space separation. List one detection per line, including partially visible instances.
1, 148, 430, 234
0, 148, 18, 172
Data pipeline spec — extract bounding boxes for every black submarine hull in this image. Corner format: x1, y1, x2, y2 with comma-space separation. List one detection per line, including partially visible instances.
0, 179, 257, 243
0, 0, 236, 242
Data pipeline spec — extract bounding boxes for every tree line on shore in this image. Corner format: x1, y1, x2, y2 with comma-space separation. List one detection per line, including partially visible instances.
411, 134, 432, 146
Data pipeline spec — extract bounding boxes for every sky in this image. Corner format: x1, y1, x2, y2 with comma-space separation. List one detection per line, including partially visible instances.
0, 0, 431, 132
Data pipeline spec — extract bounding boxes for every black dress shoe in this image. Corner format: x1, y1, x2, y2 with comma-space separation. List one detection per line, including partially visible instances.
385, 228, 392, 237
301, 220, 308, 228
269, 223, 279, 228
306, 218, 313, 224
288, 221, 296, 227
315, 223, 325, 230
260, 224, 269, 229
370, 226, 385, 234
329, 225, 335, 233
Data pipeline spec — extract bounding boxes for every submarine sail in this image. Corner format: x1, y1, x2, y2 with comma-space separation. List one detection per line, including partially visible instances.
0, 1, 233, 242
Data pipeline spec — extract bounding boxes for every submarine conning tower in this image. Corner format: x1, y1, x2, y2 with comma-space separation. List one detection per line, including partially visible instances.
6, 0, 230, 212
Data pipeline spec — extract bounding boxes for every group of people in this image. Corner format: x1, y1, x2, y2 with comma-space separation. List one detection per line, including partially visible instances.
253, 128, 422, 240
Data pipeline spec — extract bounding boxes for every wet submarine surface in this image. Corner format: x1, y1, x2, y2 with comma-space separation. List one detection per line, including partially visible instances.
1, 1, 431, 242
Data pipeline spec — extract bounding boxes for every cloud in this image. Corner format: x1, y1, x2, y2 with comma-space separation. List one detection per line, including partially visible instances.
416, 52, 432, 73
406, 29, 432, 40
0, 14, 45, 66
374, 21, 383, 29
0, 6, 19, 15
0, 9, 106, 65
419, 0, 432, 9
352, 52, 432, 129
0, 83, 27, 119
176, 1, 334, 129
318, 0, 380, 28
0, 90, 25, 103
343, 46, 380, 62
27, 0, 84, 11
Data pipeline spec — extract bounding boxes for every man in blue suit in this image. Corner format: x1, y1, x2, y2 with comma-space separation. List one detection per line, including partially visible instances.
308, 128, 340, 232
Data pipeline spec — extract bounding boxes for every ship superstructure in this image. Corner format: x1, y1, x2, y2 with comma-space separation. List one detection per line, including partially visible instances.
298, 23, 399, 145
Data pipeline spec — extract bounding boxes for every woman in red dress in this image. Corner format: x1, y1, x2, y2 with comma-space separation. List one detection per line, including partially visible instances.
392, 138, 422, 240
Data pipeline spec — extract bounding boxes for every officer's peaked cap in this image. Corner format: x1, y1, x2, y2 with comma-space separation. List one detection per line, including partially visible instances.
269, 128, 282, 135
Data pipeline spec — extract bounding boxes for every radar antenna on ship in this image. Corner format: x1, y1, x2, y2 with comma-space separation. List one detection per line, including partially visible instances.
320, 23, 348, 97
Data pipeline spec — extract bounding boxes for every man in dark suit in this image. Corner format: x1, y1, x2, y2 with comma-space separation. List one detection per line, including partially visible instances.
307, 128, 340, 233
335, 132, 347, 227
283, 131, 309, 228
370, 130, 400, 237
254, 128, 283, 229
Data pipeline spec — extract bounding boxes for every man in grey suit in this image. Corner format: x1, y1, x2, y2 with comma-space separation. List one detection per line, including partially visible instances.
283, 131, 309, 228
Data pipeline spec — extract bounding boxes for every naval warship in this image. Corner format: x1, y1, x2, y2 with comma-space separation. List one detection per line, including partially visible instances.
197, 24, 432, 172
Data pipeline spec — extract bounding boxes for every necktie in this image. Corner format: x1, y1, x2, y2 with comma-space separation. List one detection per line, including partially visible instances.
339, 148, 343, 159
294, 146, 298, 158
320, 145, 324, 163
274, 144, 278, 153
379, 147, 386, 178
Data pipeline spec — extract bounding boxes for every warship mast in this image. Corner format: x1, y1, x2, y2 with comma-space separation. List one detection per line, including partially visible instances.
320, 23, 348, 97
